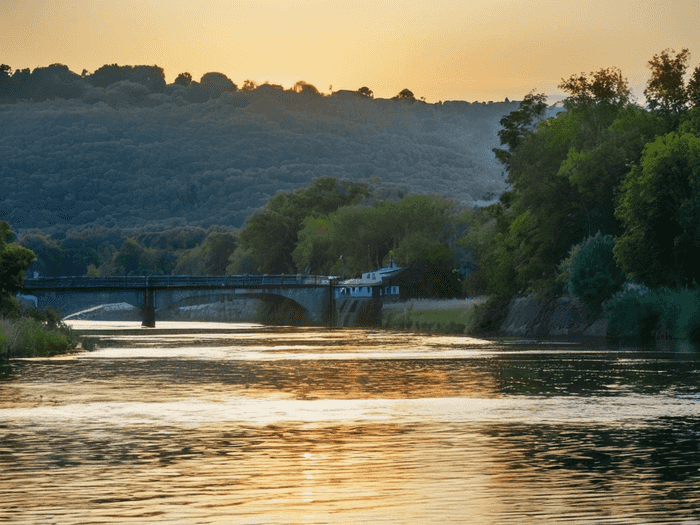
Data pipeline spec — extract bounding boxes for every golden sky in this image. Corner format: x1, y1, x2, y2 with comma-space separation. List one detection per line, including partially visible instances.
2, 0, 699, 102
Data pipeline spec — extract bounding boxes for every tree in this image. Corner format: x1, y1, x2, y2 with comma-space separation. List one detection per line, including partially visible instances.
292, 80, 321, 96
292, 195, 459, 281
614, 131, 700, 287
559, 67, 631, 108
233, 177, 370, 274
200, 72, 237, 98
0, 222, 35, 315
393, 88, 415, 101
492, 91, 548, 169
241, 79, 258, 91
174, 231, 237, 275
174, 72, 193, 86
357, 86, 373, 98
688, 66, 700, 108
644, 48, 691, 115
566, 232, 625, 316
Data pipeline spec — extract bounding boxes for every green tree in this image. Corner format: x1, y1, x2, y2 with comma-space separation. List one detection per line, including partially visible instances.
558, 67, 631, 108
292, 195, 459, 283
0, 222, 35, 316
644, 48, 691, 115
492, 91, 548, 169
486, 70, 636, 295
233, 177, 370, 274
557, 106, 667, 236
614, 131, 700, 287
566, 232, 625, 316
688, 66, 700, 108
174, 231, 237, 275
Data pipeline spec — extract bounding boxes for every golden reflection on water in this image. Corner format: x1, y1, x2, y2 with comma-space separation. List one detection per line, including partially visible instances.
2, 321, 700, 524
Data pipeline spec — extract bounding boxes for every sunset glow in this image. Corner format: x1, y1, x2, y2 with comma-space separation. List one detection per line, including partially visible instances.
2, 0, 699, 102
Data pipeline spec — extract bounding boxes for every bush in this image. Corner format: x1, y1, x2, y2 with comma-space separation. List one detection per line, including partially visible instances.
0, 318, 71, 358
0, 307, 83, 359
567, 232, 625, 316
604, 285, 700, 342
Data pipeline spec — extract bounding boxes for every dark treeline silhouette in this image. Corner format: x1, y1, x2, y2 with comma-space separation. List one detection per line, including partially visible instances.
0, 62, 525, 236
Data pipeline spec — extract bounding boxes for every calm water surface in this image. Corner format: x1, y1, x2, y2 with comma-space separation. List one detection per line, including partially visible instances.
1, 321, 700, 524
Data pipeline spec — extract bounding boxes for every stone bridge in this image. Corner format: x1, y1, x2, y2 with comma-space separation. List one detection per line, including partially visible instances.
23, 275, 342, 327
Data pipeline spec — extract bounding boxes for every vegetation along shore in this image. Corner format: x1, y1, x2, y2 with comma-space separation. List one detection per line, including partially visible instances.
2, 48, 700, 347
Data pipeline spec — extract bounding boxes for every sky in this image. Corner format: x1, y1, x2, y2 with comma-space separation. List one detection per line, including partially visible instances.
2, 0, 699, 103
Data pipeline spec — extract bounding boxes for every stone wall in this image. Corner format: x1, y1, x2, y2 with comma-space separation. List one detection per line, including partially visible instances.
500, 294, 607, 337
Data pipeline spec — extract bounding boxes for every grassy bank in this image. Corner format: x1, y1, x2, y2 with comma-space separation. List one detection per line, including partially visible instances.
381, 298, 487, 334
0, 313, 93, 360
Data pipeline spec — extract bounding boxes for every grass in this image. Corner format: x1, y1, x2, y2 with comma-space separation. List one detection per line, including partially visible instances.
0, 313, 92, 360
381, 298, 487, 334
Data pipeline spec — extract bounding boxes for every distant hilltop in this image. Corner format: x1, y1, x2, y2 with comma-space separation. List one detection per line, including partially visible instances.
0, 63, 534, 234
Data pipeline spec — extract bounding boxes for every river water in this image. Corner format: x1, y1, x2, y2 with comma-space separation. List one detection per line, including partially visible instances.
1, 321, 700, 524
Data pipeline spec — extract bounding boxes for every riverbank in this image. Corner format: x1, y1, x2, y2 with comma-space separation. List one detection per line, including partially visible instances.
382, 295, 605, 338
381, 298, 487, 334
0, 317, 84, 360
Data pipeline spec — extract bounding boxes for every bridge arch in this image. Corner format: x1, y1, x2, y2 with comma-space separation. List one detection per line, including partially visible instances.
156, 291, 312, 325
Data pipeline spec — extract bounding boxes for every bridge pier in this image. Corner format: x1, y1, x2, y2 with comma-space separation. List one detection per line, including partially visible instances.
141, 288, 155, 327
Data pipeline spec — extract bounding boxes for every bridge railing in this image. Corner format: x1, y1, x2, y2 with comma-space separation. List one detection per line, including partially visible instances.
23, 274, 338, 290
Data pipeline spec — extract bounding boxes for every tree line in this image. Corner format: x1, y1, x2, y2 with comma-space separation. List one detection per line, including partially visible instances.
0, 62, 425, 104
463, 48, 700, 337
5, 176, 467, 299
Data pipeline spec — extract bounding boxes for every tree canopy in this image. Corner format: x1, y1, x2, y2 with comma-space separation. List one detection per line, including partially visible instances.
0, 221, 35, 301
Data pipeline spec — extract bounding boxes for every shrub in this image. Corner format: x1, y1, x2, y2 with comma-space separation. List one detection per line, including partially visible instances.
0, 315, 80, 359
567, 232, 625, 316
604, 285, 700, 342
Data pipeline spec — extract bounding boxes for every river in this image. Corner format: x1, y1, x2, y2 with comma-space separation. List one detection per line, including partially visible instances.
1, 321, 699, 524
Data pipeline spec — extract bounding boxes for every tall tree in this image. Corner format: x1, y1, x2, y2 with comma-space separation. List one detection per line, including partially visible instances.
644, 48, 691, 115
0, 222, 35, 314
614, 131, 700, 287
492, 91, 548, 170
559, 67, 631, 108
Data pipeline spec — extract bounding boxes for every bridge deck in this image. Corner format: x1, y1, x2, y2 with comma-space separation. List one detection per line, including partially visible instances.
24, 275, 335, 291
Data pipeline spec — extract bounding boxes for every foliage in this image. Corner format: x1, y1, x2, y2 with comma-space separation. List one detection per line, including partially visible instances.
565, 232, 625, 316
644, 48, 691, 115
0, 222, 35, 304
558, 67, 631, 108
1, 73, 513, 234
357, 86, 373, 98
604, 286, 700, 342
0, 317, 75, 358
492, 91, 548, 169
173, 230, 237, 275
470, 62, 671, 299
292, 195, 460, 282
233, 177, 370, 274
614, 131, 700, 287
393, 88, 415, 101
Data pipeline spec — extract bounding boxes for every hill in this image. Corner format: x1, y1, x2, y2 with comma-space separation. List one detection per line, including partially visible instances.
1, 67, 520, 234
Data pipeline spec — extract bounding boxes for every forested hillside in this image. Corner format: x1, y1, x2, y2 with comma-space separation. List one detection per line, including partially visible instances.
0, 63, 521, 234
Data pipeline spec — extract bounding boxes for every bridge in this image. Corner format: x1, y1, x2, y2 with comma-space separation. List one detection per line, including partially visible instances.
23, 275, 351, 327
